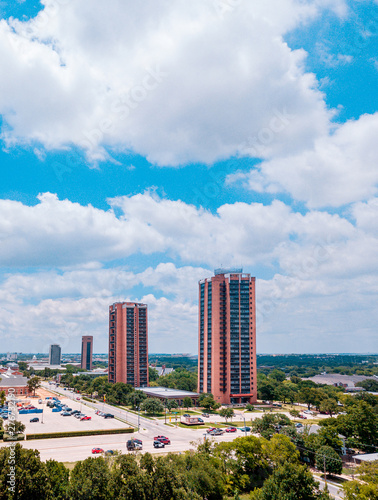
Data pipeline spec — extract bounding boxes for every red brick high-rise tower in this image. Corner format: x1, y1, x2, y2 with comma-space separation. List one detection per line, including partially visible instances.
108, 302, 149, 387
198, 269, 257, 405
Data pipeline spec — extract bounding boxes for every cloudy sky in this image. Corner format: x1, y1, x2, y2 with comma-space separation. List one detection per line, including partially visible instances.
0, 0, 377, 355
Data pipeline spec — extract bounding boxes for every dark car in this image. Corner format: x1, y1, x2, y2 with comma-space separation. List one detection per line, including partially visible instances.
239, 426, 251, 432
183, 414, 190, 417
197, 418, 204, 423
103, 413, 114, 419
153, 440, 165, 448
127, 440, 142, 451
61, 412, 71, 416
30, 417, 39, 423
202, 413, 210, 418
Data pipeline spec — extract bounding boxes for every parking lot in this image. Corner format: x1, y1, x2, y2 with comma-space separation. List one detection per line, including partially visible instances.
17, 396, 129, 435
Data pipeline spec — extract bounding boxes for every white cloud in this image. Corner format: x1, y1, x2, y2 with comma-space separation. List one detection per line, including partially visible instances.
229, 112, 378, 208
0, 191, 357, 268
0, 0, 339, 165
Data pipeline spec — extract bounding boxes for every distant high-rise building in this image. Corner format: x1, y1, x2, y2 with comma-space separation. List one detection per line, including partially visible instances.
108, 302, 149, 387
198, 269, 257, 405
81, 336, 93, 371
49, 344, 61, 366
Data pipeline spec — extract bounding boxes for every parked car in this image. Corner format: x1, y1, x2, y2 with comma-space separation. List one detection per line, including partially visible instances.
154, 436, 171, 445
127, 440, 142, 451
105, 450, 116, 455
30, 417, 39, 423
295, 423, 303, 428
80, 415, 91, 420
208, 428, 224, 435
298, 414, 307, 419
206, 427, 217, 434
103, 413, 114, 419
226, 427, 237, 432
197, 418, 204, 423
38, 399, 43, 404
239, 427, 251, 432
153, 440, 165, 448
202, 413, 210, 417
92, 448, 104, 454
61, 412, 71, 416
183, 414, 190, 417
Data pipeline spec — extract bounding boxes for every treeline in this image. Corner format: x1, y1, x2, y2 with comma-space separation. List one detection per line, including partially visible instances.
148, 355, 197, 371
257, 370, 345, 410
0, 438, 333, 499
257, 354, 378, 377
149, 366, 197, 392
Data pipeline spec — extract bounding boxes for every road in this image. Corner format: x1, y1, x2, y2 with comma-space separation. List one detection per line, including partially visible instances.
317, 477, 344, 499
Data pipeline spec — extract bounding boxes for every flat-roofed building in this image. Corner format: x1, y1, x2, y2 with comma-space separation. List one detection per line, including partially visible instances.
108, 302, 148, 387
198, 269, 257, 405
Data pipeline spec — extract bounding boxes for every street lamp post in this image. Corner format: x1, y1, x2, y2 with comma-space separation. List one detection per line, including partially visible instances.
138, 407, 140, 432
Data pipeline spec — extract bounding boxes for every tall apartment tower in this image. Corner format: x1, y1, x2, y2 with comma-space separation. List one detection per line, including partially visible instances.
49, 344, 61, 366
81, 336, 93, 371
108, 302, 149, 387
198, 269, 257, 405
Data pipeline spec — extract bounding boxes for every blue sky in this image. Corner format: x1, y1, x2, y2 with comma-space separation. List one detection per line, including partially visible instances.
0, 0, 377, 355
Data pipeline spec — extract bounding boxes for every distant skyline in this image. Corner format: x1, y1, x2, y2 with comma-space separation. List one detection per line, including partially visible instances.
0, 1, 377, 354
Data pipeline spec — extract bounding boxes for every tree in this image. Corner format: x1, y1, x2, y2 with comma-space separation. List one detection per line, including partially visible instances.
251, 413, 292, 440
149, 367, 159, 382
141, 398, 164, 415
0, 391, 5, 406
183, 396, 193, 410
0, 444, 50, 499
250, 462, 332, 500
45, 460, 69, 500
27, 376, 41, 396
262, 434, 299, 467
343, 460, 378, 500
320, 398, 339, 418
246, 403, 254, 411
5, 420, 25, 435
69, 456, 110, 499
166, 399, 178, 411
111, 382, 133, 405
269, 369, 286, 383
290, 410, 300, 418
219, 408, 234, 422
128, 390, 148, 409
315, 445, 342, 476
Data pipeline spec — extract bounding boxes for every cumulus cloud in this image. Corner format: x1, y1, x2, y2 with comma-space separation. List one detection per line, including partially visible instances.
0, 191, 357, 268
228, 112, 378, 207
0, 0, 338, 165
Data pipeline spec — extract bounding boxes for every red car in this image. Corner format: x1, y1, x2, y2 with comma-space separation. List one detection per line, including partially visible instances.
92, 448, 104, 454
298, 414, 307, 419
154, 436, 171, 445
206, 427, 217, 434
226, 427, 237, 433
81, 416, 91, 420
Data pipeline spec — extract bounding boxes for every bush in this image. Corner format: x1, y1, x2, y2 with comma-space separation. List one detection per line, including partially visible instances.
26, 428, 133, 440
3, 433, 25, 441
